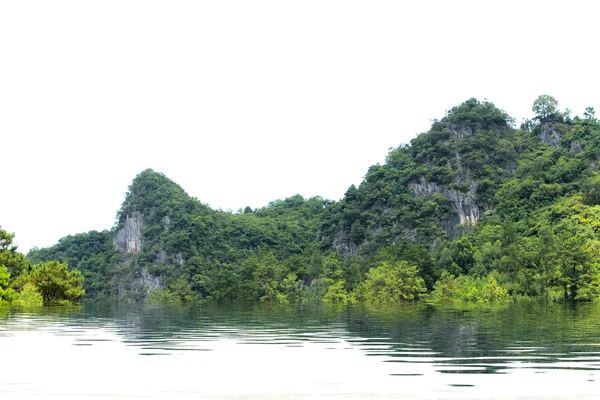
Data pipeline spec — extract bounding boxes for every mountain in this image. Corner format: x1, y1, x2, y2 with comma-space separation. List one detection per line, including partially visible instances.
321, 98, 521, 249
27, 96, 600, 303
29, 169, 329, 301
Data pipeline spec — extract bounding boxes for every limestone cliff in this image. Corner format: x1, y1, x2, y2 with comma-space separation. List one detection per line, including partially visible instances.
113, 211, 144, 253
117, 265, 163, 300
540, 123, 561, 148
410, 177, 479, 227
107, 169, 218, 299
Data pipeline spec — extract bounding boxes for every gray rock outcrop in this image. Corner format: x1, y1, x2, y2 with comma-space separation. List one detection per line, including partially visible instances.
540, 123, 561, 148
117, 266, 163, 300
114, 211, 144, 253
410, 176, 479, 228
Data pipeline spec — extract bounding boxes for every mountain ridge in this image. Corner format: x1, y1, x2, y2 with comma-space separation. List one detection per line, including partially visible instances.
27, 96, 600, 303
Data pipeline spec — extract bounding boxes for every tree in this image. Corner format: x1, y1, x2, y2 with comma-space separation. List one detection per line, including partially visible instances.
453, 236, 475, 275
169, 275, 197, 303
554, 232, 598, 301
278, 273, 302, 304
0, 227, 28, 277
438, 247, 461, 276
29, 261, 85, 303
532, 95, 559, 121
480, 276, 510, 302
12, 283, 43, 306
355, 261, 426, 303
582, 173, 600, 205
0, 265, 16, 303
322, 280, 348, 304
308, 251, 324, 301
252, 251, 283, 303
430, 271, 457, 303
584, 106, 596, 120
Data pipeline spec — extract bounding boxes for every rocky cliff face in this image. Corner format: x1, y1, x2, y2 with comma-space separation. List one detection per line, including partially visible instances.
410, 177, 480, 226
409, 177, 479, 239
117, 265, 163, 300
540, 123, 561, 148
114, 211, 144, 253
331, 230, 359, 255
113, 211, 165, 299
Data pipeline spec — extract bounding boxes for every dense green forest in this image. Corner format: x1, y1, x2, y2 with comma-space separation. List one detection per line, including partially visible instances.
21, 95, 600, 305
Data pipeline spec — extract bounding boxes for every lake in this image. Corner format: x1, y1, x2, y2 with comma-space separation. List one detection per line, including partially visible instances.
1, 302, 600, 399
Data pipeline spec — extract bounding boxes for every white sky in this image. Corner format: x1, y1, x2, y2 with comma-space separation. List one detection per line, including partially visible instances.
2, 1, 599, 253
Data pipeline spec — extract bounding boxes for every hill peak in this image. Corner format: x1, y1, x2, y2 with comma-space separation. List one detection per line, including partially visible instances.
117, 169, 195, 226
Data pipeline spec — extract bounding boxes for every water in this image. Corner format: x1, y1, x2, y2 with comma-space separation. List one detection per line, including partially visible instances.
1, 302, 600, 399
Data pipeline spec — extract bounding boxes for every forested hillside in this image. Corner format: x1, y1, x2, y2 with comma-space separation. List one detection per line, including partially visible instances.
27, 96, 600, 304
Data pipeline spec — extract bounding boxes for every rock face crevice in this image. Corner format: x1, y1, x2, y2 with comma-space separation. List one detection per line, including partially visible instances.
139, 267, 162, 293
540, 123, 561, 148
410, 176, 479, 231
114, 211, 144, 253
331, 231, 359, 255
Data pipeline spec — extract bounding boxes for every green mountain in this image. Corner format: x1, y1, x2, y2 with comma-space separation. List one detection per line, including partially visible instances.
27, 96, 600, 303
28, 169, 329, 301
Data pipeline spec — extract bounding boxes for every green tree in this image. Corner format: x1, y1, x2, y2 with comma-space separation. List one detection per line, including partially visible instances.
430, 273, 479, 303
146, 289, 178, 304
584, 106, 596, 120
252, 251, 284, 303
29, 261, 85, 303
322, 280, 348, 304
0, 227, 28, 277
212, 264, 241, 302
438, 247, 461, 276
169, 275, 198, 303
431, 272, 510, 303
453, 236, 475, 275
480, 276, 510, 302
554, 232, 598, 301
0, 265, 16, 303
355, 261, 425, 303
430, 271, 457, 303
532, 95, 559, 121
308, 251, 324, 301
582, 173, 600, 205
278, 273, 302, 305
12, 283, 43, 306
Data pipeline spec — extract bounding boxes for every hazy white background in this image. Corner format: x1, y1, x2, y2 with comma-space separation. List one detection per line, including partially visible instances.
2, 0, 599, 252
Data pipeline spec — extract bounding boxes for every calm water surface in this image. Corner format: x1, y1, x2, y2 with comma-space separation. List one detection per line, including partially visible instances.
1, 302, 600, 399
